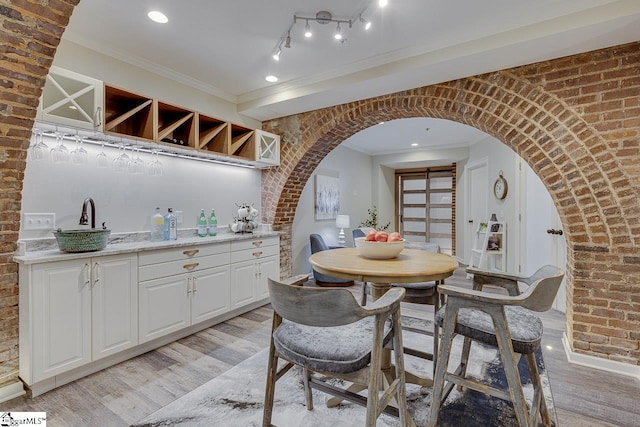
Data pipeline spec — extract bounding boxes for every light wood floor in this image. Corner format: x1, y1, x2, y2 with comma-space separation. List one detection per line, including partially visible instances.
2, 268, 639, 426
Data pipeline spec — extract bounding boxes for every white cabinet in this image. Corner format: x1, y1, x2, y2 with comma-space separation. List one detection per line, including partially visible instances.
230, 237, 280, 308
19, 253, 137, 385
37, 66, 103, 131
138, 243, 230, 343
254, 130, 280, 166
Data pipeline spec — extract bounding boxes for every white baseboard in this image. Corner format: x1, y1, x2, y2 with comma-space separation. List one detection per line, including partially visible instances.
562, 332, 640, 380
0, 381, 25, 403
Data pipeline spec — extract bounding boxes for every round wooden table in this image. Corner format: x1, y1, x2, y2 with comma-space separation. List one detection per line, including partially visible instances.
309, 247, 459, 299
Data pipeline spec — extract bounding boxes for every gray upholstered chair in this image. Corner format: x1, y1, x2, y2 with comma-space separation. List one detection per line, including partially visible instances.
263, 275, 409, 427
310, 234, 354, 287
429, 265, 565, 427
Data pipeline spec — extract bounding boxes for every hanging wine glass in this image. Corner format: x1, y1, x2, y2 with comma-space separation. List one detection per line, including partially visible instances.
148, 149, 163, 177
70, 135, 88, 165
96, 140, 109, 168
30, 128, 48, 161
113, 143, 130, 173
129, 145, 145, 175
50, 132, 69, 163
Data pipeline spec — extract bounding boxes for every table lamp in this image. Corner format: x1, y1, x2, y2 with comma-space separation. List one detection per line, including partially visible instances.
335, 214, 350, 245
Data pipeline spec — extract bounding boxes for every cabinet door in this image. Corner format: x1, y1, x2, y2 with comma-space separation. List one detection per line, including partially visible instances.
254, 130, 280, 165
92, 254, 138, 360
139, 275, 190, 344
191, 266, 230, 324
38, 66, 103, 131
256, 256, 279, 300
229, 260, 256, 309
32, 259, 91, 382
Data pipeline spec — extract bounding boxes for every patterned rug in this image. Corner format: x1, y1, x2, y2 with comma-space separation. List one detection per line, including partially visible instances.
132, 327, 555, 427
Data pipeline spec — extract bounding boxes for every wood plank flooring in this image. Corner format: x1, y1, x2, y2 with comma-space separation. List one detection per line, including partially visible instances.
2, 268, 639, 426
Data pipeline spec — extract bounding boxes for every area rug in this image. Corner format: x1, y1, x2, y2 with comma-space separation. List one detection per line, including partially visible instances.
132, 327, 555, 427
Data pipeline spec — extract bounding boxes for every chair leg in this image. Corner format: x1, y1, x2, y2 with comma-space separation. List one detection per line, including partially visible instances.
366, 315, 384, 426
303, 368, 314, 410
428, 304, 458, 427
456, 336, 473, 392
492, 309, 531, 427
525, 352, 551, 426
263, 341, 279, 427
391, 311, 409, 426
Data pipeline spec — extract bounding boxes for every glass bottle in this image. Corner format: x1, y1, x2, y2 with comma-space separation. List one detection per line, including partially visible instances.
150, 207, 165, 242
197, 209, 208, 237
164, 208, 178, 241
208, 209, 218, 237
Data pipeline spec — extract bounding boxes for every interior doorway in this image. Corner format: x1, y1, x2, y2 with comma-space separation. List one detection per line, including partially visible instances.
396, 166, 455, 255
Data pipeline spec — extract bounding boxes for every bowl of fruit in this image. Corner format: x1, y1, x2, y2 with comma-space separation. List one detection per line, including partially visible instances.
355, 230, 405, 259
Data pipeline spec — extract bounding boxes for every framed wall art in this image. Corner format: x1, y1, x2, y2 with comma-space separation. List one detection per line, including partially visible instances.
314, 173, 340, 220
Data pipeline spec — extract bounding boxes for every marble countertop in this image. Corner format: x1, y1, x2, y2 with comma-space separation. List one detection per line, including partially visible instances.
14, 231, 280, 265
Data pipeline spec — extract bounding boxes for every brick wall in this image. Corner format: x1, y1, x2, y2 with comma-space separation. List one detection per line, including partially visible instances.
0, 0, 79, 386
263, 42, 640, 366
0, 2, 637, 389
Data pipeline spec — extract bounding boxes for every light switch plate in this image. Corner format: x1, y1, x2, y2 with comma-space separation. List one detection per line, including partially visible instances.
23, 213, 56, 230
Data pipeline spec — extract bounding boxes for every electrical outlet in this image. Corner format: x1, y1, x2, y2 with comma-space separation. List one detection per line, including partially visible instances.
175, 211, 183, 225
23, 213, 56, 230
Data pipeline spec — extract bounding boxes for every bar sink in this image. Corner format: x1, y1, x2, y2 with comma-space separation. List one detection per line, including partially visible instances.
53, 228, 111, 253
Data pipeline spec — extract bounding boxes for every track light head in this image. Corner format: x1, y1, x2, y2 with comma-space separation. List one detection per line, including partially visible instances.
304, 20, 312, 38
285, 32, 291, 48
334, 22, 342, 40
359, 15, 372, 30
272, 48, 281, 61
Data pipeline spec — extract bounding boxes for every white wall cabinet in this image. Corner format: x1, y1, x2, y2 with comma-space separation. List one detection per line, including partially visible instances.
138, 243, 230, 343
254, 130, 280, 166
230, 237, 279, 309
37, 65, 103, 131
19, 253, 137, 385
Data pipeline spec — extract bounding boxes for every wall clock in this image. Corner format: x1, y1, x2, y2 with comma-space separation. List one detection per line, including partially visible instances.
493, 170, 508, 200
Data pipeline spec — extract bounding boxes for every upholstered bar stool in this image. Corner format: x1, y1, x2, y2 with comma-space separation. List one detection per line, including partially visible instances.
428, 265, 564, 427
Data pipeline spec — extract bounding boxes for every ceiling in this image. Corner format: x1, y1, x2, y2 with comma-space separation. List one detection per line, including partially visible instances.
62, 0, 640, 155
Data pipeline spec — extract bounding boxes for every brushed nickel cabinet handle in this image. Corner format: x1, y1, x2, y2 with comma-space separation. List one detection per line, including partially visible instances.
183, 249, 199, 256
183, 262, 199, 270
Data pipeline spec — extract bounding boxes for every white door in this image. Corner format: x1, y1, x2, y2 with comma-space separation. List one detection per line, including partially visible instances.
256, 256, 279, 300
465, 158, 489, 263
138, 275, 190, 343
191, 266, 230, 324
92, 254, 138, 360
230, 261, 256, 308
32, 259, 91, 381
521, 163, 567, 312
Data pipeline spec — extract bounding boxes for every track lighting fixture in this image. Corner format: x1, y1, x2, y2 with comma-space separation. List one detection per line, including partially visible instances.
271, 1, 388, 61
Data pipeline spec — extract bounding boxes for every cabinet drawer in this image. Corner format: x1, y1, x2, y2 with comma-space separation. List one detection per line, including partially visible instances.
230, 236, 278, 252
230, 244, 279, 263
139, 252, 230, 282
139, 242, 230, 266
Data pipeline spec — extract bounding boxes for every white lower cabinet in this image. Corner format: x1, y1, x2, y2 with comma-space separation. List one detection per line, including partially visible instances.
19, 253, 137, 385
138, 243, 230, 344
230, 237, 279, 308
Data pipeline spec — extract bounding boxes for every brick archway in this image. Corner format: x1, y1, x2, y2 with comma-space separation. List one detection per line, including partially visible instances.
263, 45, 640, 365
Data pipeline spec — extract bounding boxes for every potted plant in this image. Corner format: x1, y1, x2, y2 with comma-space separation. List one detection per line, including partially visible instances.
359, 206, 390, 231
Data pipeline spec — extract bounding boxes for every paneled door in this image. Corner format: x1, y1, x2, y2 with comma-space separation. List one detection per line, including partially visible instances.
396, 167, 455, 255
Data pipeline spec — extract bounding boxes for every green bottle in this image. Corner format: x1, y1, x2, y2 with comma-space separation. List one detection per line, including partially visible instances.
208, 209, 218, 236
197, 209, 208, 237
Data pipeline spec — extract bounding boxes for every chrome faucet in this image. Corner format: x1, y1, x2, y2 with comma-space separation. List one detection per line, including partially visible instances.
79, 197, 96, 229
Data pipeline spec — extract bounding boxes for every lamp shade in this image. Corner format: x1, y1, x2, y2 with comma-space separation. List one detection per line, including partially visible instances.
335, 215, 350, 229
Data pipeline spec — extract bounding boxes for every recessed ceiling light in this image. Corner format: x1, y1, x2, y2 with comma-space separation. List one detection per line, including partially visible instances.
148, 11, 168, 24
265, 75, 278, 83
411, 143, 418, 147
378, 121, 385, 125
379, 0, 388, 7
